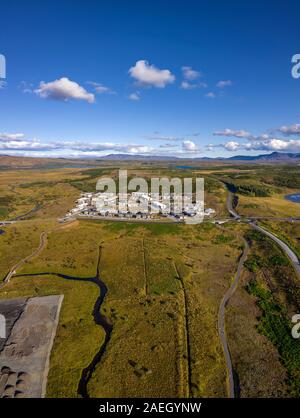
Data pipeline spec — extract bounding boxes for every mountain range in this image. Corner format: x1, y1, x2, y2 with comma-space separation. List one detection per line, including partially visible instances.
99, 151, 300, 162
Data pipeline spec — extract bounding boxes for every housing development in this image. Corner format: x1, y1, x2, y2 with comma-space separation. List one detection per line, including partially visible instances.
64, 191, 215, 222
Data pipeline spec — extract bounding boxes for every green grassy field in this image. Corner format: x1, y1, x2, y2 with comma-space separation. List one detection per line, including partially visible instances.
0, 161, 299, 398
0, 218, 242, 397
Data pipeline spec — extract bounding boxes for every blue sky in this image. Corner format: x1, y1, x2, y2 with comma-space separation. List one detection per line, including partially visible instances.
1, 0, 300, 158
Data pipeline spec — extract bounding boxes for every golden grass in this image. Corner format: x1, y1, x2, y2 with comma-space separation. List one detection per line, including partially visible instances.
237, 192, 300, 218
0, 216, 244, 398
227, 268, 288, 397
0, 168, 86, 220
87, 223, 242, 398
2, 165, 293, 398
0, 219, 55, 281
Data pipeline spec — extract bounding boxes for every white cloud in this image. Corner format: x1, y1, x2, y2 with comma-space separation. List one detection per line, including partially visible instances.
277, 124, 300, 136
213, 128, 252, 139
0, 137, 156, 155
19, 81, 34, 94
182, 140, 199, 152
35, 77, 95, 103
125, 146, 153, 154
180, 66, 206, 90
206, 144, 214, 151
224, 141, 240, 151
182, 66, 201, 81
87, 81, 116, 95
245, 138, 300, 152
129, 60, 175, 88
205, 92, 216, 98
159, 143, 178, 148
128, 92, 140, 101
0, 139, 60, 151
180, 81, 207, 90
216, 80, 232, 88
54, 141, 157, 155
210, 136, 300, 153
0, 132, 25, 141
256, 133, 270, 140
145, 134, 184, 141
0, 132, 200, 157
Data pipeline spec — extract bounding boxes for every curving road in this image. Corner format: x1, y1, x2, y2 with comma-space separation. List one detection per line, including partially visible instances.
224, 186, 300, 276
250, 222, 300, 276
226, 191, 240, 219
218, 237, 249, 398
1, 231, 48, 287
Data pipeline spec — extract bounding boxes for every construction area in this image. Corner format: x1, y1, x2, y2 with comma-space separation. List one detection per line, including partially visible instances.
62, 192, 216, 222
0, 295, 63, 398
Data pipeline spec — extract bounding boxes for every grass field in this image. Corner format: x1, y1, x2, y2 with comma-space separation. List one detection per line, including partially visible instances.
0, 218, 242, 397
0, 161, 299, 398
257, 220, 300, 259
0, 219, 55, 281
0, 169, 83, 220
237, 192, 300, 218
226, 227, 300, 397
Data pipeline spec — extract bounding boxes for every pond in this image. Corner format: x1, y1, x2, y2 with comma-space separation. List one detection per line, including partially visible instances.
176, 165, 194, 170
285, 193, 300, 203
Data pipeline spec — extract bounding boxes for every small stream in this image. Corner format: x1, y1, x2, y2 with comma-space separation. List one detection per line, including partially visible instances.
14, 245, 112, 398
78, 246, 112, 398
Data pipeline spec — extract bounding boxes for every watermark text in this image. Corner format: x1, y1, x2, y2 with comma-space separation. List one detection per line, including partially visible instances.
0, 54, 6, 79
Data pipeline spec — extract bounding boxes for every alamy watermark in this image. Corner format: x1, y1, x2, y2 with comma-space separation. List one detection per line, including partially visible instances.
0, 313, 6, 339
291, 314, 300, 339
0, 54, 6, 79
291, 54, 300, 79
94, 170, 205, 224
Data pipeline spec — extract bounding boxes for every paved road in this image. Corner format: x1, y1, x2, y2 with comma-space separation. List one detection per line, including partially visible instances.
1, 231, 48, 287
250, 222, 300, 276
226, 191, 240, 219
9, 203, 42, 222
77, 214, 182, 224
218, 238, 249, 398
225, 186, 300, 276
225, 186, 300, 224
249, 216, 300, 222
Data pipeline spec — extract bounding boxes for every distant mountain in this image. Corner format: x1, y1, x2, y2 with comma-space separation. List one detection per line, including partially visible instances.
1, 152, 300, 167
99, 153, 180, 161
226, 152, 300, 161
98, 152, 300, 162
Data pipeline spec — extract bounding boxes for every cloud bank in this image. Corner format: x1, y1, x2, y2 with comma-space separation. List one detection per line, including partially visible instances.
211, 126, 300, 152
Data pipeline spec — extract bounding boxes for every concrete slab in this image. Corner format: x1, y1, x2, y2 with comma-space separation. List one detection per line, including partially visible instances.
0, 295, 63, 398
0, 298, 28, 351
